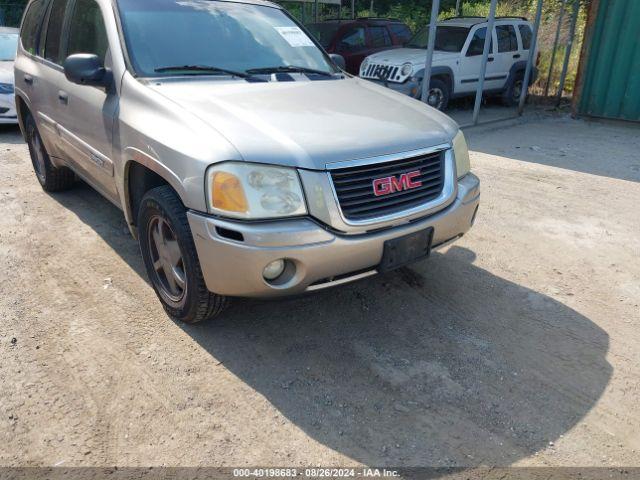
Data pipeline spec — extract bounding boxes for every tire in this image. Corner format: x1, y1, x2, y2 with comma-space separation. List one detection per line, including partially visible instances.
137, 185, 228, 323
502, 72, 525, 107
424, 78, 450, 111
24, 112, 75, 191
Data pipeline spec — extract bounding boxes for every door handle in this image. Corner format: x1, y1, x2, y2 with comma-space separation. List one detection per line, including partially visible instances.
513, 54, 521, 59
58, 91, 68, 105
24, 74, 34, 85
488, 57, 494, 62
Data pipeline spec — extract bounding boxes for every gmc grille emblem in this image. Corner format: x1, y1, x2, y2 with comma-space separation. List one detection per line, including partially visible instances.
373, 170, 422, 197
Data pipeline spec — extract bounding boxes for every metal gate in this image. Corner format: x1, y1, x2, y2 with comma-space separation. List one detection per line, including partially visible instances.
577, 0, 640, 122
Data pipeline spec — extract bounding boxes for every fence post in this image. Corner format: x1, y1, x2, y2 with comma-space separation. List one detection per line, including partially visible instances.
544, 0, 566, 97
351, 0, 355, 19
471, 0, 497, 125
518, 0, 544, 115
420, 0, 441, 104
556, 0, 580, 106
455, 0, 461, 16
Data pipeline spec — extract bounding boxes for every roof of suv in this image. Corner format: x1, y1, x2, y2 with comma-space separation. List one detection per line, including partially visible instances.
309, 17, 408, 26
439, 16, 529, 27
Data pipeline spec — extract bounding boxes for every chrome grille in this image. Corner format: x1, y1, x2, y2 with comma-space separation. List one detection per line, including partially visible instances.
330, 151, 446, 221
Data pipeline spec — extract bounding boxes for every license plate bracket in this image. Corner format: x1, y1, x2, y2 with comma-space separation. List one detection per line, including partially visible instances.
378, 228, 434, 273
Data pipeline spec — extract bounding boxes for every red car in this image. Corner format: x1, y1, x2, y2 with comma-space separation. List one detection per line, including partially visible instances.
306, 18, 412, 75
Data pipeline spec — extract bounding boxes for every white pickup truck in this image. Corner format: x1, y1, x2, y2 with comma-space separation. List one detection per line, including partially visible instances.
359, 16, 537, 110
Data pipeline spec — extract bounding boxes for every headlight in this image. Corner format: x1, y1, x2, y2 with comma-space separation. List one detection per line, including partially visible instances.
360, 59, 370, 75
452, 130, 470, 178
400, 62, 413, 77
0, 83, 14, 94
206, 162, 307, 219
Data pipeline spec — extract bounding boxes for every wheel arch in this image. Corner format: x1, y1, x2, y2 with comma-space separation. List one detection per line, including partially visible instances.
123, 148, 189, 238
414, 66, 455, 95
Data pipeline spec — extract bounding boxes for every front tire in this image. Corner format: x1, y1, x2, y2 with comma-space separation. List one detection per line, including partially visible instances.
424, 78, 450, 111
138, 185, 228, 323
24, 112, 75, 191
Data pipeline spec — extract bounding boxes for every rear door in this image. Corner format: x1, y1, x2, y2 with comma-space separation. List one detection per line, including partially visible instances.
35, 0, 71, 156
54, 0, 119, 202
493, 23, 520, 88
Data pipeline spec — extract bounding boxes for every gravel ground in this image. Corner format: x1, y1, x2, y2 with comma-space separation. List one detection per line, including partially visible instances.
0, 114, 638, 468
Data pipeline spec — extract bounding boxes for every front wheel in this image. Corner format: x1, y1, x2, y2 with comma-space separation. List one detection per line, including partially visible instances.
138, 185, 228, 323
423, 78, 450, 111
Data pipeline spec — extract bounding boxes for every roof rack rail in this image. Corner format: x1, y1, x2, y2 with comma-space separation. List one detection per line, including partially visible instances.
442, 16, 485, 20
495, 16, 529, 20
356, 17, 403, 22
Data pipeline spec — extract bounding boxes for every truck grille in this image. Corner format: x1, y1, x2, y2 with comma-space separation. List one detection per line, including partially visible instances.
361, 64, 404, 83
330, 151, 445, 221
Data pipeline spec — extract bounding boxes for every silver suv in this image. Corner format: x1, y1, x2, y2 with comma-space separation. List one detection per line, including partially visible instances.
15, 0, 480, 323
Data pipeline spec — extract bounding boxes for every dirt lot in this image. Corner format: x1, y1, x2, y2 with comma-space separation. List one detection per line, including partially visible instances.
0, 114, 639, 468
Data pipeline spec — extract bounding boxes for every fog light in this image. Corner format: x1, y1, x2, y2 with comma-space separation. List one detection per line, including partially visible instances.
263, 259, 286, 281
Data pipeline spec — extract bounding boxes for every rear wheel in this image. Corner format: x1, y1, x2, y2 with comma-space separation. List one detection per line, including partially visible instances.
138, 185, 228, 323
502, 72, 525, 107
24, 113, 75, 191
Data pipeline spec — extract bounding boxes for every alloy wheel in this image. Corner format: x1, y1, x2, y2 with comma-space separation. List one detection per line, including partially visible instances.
147, 215, 186, 302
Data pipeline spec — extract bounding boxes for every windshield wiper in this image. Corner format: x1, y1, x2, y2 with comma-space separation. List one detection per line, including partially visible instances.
245, 65, 334, 77
154, 65, 249, 78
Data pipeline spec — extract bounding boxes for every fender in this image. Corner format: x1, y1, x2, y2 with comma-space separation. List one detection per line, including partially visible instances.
413, 65, 455, 93
122, 147, 188, 231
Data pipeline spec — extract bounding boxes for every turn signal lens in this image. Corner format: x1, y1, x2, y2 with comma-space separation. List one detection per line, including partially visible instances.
211, 171, 248, 213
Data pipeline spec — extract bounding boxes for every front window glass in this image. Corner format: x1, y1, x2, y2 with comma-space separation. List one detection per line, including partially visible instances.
407, 26, 469, 52
66, 0, 109, 62
20, 0, 46, 55
117, 0, 336, 78
0, 33, 18, 61
369, 26, 391, 47
466, 27, 494, 56
338, 27, 365, 51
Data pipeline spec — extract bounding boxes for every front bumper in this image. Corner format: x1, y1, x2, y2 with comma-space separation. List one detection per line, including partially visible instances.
0, 93, 17, 124
364, 77, 419, 98
188, 173, 480, 298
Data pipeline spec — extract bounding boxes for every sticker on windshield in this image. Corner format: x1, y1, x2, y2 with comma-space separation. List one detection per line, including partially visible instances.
275, 27, 315, 47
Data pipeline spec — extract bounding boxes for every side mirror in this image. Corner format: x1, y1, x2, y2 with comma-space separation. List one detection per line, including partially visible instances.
329, 53, 346, 70
63, 54, 111, 87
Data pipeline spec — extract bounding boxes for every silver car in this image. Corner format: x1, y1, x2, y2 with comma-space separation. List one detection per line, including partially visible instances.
15, 0, 480, 323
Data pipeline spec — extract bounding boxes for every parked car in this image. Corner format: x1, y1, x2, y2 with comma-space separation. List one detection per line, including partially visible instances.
0, 26, 18, 124
16, 0, 479, 323
359, 16, 537, 110
306, 18, 411, 75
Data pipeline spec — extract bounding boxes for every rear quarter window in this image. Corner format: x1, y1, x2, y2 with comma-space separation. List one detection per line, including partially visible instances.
20, 0, 47, 55
389, 24, 411, 44
518, 24, 533, 50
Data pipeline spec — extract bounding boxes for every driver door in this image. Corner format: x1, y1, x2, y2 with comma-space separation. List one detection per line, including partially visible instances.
458, 25, 502, 94
55, 0, 119, 203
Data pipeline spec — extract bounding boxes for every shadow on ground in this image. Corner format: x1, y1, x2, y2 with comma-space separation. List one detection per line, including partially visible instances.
48, 180, 612, 467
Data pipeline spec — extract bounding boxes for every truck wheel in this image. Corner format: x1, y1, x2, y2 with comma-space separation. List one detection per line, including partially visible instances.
425, 78, 450, 111
24, 113, 75, 191
138, 185, 228, 323
502, 73, 525, 107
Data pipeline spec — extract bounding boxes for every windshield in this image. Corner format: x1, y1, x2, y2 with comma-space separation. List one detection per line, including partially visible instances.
407, 26, 469, 52
117, 0, 336, 78
306, 23, 340, 48
0, 33, 18, 61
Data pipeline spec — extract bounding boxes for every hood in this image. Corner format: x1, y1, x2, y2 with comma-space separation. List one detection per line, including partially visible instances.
148, 77, 458, 170
0, 61, 14, 84
367, 48, 459, 68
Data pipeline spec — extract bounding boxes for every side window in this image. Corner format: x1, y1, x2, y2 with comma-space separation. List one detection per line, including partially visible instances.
20, 0, 47, 55
519, 24, 533, 50
496, 25, 518, 52
369, 26, 392, 48
66, 0, 108, 62
466, 27, 493, 57
389, 24, 411, 44
44, 0, 69, 64
338, 27, 365, 51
